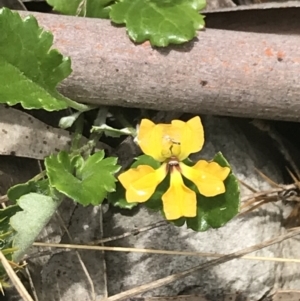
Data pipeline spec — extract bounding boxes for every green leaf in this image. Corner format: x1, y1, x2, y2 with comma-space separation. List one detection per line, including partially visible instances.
131, 155, 161, 169
0, 205, 22, 234
110, 0, 206, 46
170, 217, 185, 227
184, 152, 240, 231
8, 179, 50, 202
45, 151, 121, 206
0, 8, 77, 111
46, 0, 113, 18
0, 205, 22, 262
10, 193, 62, 262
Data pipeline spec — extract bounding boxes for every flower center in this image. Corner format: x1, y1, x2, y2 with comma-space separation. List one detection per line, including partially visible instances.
166, 156, 180, 173
161, 135, 181, 158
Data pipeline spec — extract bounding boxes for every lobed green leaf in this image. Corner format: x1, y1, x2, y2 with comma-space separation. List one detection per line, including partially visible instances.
0, 8, 72, 111
8, 179, 50, 202
110, 0, 206, 46
45, 151, 121, 206
10, 193, 62, 262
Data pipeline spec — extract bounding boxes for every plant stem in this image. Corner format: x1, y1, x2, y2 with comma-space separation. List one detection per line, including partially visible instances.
71, 114, 84, 152
72, 107, 109, 157
31, 170, 46, 182
59, 94, 97, 112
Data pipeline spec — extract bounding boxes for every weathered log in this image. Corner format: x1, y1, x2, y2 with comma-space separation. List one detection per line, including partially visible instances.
18, 10, 300, 122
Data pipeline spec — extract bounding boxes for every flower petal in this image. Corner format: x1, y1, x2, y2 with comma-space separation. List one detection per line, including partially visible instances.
118, 165, 153, 189
172, 116, 204, 161
180, 160, 230, 197
118, 164, 167, 203
162, 169, 197, 220
137, 119, 166, 162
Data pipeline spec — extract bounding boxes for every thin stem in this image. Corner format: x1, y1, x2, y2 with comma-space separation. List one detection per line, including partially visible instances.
71, 113, 85, 152
94, 106, 109, 126
87, 107, 109, 152
59, 94, 97, 112
31, 170, 46, 182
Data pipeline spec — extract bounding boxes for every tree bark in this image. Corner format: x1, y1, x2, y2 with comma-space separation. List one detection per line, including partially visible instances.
19, 10, 300, 122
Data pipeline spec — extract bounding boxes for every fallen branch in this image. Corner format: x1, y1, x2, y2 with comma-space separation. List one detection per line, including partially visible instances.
15, 10, 300, 122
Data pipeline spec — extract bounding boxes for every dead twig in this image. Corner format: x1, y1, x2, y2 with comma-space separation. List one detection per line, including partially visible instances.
23, 263, 39, 301
240, 167, 300, 215
0, 252, 33, 301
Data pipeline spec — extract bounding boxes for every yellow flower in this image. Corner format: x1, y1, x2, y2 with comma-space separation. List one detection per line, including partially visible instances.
118, 117, 230, 220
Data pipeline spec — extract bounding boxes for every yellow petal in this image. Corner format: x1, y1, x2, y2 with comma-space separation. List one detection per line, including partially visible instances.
180, 161, 230, 197
118, 165, 154, 189
170, 116, 204, 161
137, 119, 166, 162
137, 117, 204, 161
162, 170, 197, 220
118, 164, 167, 203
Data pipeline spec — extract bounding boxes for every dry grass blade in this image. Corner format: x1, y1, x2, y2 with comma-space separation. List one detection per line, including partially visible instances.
26, 221, 168, 261
24, 262, 39, 301
32, 241, 300, 264
286, 167, 300, 188
241, 188, 286, 204
241, 189, 283, 212
0, 195, 8, 204
240, 167, 300, 213
239, 196, 278, 216
99, 206, 108, 299
254, 167, 281, 188
241, 193, 268, 209
284, 203, 300, 228
76, 0, 87, 16
90, 220, 168, 245
0, 251, 33, 301
103, 227, 300, 301
238, 178, 258, 193
17, 0, 27, 10
144, 295, 208, 301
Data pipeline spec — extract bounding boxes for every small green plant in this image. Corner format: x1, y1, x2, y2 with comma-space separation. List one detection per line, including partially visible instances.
116, 117, 239, 230
0, 8, 240, 285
